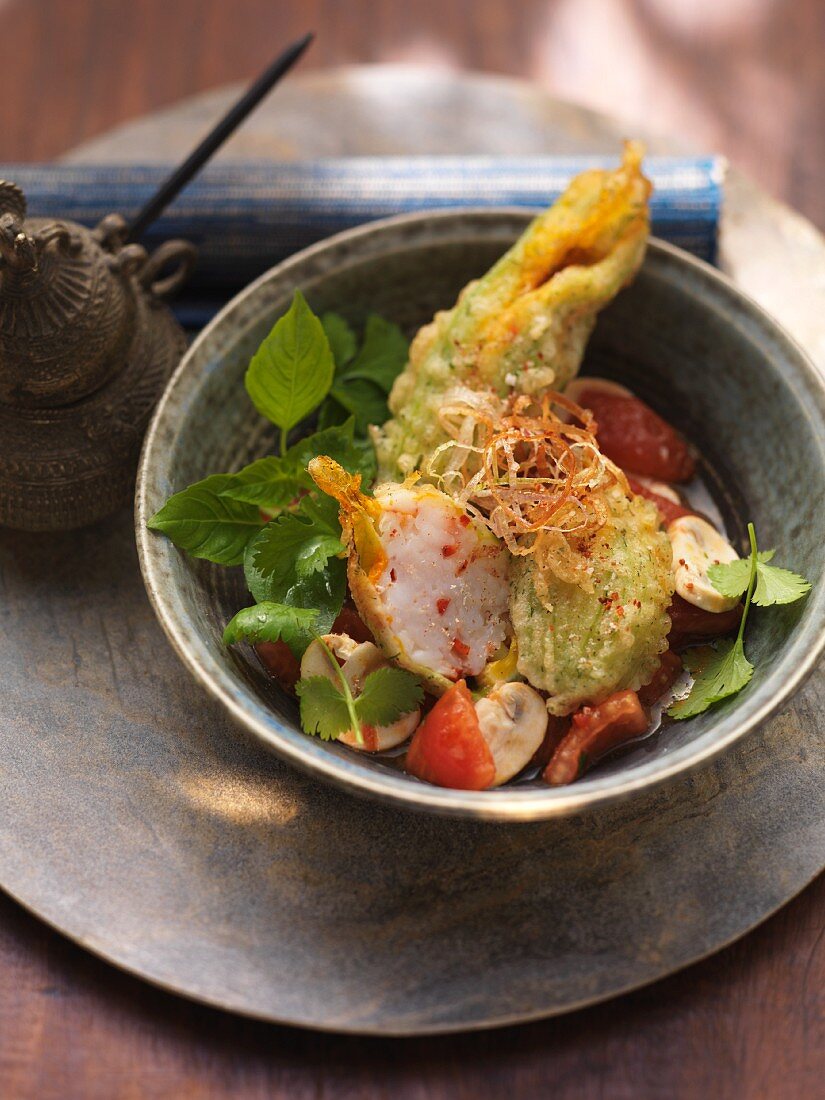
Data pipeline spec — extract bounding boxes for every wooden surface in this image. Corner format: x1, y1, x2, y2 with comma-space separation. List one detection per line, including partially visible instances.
0, 0, 823, 1095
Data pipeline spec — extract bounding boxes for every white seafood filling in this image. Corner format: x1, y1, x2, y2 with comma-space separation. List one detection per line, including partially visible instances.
370, 485, 510, 680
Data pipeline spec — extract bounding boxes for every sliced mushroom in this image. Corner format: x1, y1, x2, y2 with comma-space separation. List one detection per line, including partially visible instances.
300, 634, 360, 679
474, 682, 548, 786
667, 515, 741, 613
632, 474, 681, 504
299, 634, 420, 752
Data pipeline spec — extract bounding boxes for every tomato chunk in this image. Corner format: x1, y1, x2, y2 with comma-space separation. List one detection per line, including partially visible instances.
667, 594, 743, 650
626, 476, 693, 526
543, 690, 649, 786
528, 715, 572, 770
637, 649, 683, 707
405, 681, 495, 790
580, 388, 695, 482
255, 641, 301, 693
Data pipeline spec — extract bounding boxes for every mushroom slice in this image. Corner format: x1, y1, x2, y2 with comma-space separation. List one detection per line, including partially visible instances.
667, 515, 741, 613
300, 634, 420, 752
300, 633, 360, 678
632, 474, 681, 504
474, 682, 548, 786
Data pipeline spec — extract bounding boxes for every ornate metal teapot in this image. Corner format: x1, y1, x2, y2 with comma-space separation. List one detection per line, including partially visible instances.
0, 36, 313, 532
0, 180, 195, 531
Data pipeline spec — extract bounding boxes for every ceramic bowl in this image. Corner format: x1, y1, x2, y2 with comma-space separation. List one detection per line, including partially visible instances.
136, 210, 825, 821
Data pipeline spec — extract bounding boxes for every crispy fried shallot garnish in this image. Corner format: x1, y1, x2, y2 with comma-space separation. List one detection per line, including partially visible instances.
425, 390, 628, 571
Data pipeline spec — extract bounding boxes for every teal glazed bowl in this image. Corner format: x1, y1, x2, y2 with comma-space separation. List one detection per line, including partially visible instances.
136, 210, 825, 821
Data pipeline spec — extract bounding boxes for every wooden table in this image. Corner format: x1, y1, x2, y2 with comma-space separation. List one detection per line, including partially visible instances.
1, 1, 823, 1095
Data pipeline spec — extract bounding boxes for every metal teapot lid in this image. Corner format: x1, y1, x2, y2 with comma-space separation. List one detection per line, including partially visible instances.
0, 183, 193, 409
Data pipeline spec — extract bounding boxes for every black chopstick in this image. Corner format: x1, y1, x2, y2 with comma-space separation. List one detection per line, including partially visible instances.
126, 31, 314, 242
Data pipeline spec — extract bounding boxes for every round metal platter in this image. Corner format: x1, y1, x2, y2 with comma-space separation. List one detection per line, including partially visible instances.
0, 66, 822, 1034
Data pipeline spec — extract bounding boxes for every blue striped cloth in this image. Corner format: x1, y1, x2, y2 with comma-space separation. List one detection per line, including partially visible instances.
2, 157, 724, 328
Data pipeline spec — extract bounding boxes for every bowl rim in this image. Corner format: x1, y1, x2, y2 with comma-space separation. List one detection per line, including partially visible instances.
136, 207, 825, 822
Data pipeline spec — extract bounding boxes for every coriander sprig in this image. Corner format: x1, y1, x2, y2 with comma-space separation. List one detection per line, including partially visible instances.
669, 523, 810, 719
296, 639, 424, 745
301, 635, 365, 745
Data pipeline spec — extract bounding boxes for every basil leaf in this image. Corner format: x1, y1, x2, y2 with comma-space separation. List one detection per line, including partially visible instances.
219, 419, 376, 509
322, 312, 357, 371
342, 314, 408, 394
316, 393, 349, 432
317, 315, 407, 433
287, 560, 347, 632
223, 603, 320, 658
218, 455, 304, 511
328, 378, 390, 435
245, 290, 334, 432
147, 475, 263, 565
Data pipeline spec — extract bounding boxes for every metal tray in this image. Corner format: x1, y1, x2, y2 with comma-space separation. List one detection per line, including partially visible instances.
0, 66, 822, 1034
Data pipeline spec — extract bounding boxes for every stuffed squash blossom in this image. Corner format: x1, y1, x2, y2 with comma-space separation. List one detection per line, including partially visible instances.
509, 487, 673, 715
374, 142, 652, 481
369, 143, 674, 716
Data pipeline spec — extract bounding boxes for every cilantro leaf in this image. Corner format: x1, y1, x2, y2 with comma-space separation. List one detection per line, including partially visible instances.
223, 603, 320, 658
218, 419, 376, 510
354, 667, 424, 727
670, 521, 805, 720
753, 562, 811, 606
342, 314, 408, 394
707, 558, 751, 599
709, 545, 810, 608
147, 474, 263, 565
297, 676, 353, 741
322, 312, 357, 371
296, 661, 423, 744
245, 290, 334, 441
667, 640, 753, 719
243, 493, 346, 628
708, 549, 774, 600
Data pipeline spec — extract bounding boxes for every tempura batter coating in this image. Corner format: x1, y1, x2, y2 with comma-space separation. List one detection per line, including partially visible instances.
509, 487, 673, 716
375, 143, 651, 480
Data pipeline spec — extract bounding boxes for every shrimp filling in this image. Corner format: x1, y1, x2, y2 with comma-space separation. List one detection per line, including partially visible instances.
370, 486, 510, 679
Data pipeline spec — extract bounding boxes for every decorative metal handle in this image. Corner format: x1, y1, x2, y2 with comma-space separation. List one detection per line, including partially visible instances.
35, 222, 77, 254
0, 180, 27, 222
0, 213, 36, 271
137, 238, 197, 299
